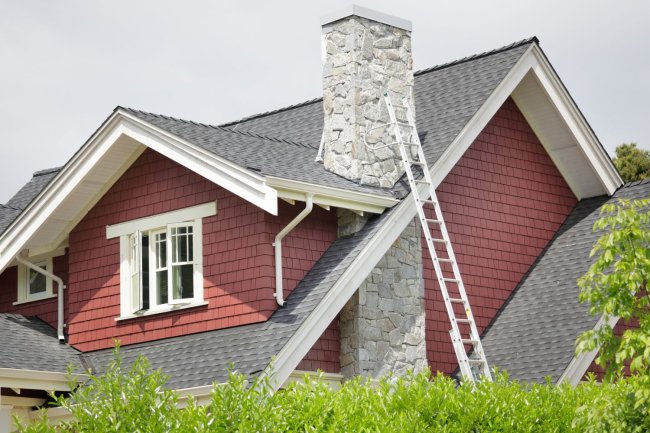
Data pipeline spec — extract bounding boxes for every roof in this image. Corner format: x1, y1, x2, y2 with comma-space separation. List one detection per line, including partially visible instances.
6, 167, 60, 210
0, 168, 60, 237
481, 179, 650, 383
121, 108, 394, 198
82, 205, 395, 389
0, 205, 21, 235
221, 38, 535, 168
0, 313, 81, 372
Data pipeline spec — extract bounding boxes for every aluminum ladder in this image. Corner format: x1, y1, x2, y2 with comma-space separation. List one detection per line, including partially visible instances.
374, 92, 492, 382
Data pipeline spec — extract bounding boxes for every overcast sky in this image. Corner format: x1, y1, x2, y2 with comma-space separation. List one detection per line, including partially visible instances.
1, 1, 648, 202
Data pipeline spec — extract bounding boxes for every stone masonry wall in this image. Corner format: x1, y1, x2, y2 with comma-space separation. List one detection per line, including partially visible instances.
321, 15, 415, 187
339, 215, 427, 379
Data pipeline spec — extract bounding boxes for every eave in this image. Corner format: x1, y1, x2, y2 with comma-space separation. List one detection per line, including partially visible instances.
266, 176, 398, 214
0, 368, 83, 392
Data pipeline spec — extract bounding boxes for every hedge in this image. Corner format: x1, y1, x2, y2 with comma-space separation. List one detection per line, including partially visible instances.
17, 353, 650, 432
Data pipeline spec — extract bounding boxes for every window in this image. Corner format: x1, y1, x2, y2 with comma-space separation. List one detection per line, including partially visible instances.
16, 257, 54, 304
106, 202, 216, 318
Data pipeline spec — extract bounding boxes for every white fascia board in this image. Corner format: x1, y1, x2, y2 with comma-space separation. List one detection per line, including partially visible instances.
527, 46, 623, 195
117, 110, 278, 215
558, 315, 619, 386
0, 368, 83, 392
266, 176, 398, 214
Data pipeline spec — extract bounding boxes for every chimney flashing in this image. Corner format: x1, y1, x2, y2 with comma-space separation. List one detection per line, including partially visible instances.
320, 4, 412, 32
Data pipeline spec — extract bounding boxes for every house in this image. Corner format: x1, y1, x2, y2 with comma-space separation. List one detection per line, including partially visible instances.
0, 4, 642, 428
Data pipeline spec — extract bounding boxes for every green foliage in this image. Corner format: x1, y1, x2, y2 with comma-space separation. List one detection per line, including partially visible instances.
576, 198, 650, 378
14, 351, 650, 432
19, 347, 183, 433
613, 143, 650, 183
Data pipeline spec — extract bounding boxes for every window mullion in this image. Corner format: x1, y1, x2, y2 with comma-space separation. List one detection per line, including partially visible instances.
167, 224, 173, 305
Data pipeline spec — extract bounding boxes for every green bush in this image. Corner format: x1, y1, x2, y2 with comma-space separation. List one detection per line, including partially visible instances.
16, 353, 650, 432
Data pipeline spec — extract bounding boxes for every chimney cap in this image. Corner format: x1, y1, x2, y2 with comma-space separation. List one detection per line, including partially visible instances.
321, 4, 412, 31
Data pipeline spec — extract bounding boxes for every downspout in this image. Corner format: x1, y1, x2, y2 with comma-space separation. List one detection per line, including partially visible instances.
273, 193, 314, 306
16, 255, 66, 343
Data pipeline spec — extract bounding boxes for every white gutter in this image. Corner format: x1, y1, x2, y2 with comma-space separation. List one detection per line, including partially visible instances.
16, 255, 66, 343
273, 194, 314, 306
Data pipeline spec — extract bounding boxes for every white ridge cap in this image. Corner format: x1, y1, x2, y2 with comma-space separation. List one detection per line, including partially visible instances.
321, 4, 412, 31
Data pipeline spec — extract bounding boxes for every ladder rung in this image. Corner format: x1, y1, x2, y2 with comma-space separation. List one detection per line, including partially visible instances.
449, 298, 466, 304
437, 258, 454, 263
419, 199, 438, 206
407, 159, 425, 166
415, 179, 430, 184
425, 218, 443, 225
462, 339, 480, 345
430, 238, 448, 244
443, 278, 461, 284
456, 318, 473, 324
467, 359, 487, 364
396, 121, 414, 128
391, 104, 409, 109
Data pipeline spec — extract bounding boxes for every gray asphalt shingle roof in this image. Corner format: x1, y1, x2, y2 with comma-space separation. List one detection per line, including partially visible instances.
0, 205, 21, 235
122, 108, 394, 198
0, 313, 81, 372
6, 167, 60, 210
481, 179, 650, 383
82, 206, 395, 389
220, 39, 534, 167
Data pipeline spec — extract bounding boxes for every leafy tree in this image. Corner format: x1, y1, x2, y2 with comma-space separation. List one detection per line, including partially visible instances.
576, 198, 650, 410
613, 143, 650, 183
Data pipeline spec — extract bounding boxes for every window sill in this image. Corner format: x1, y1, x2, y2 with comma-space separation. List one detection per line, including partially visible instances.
115, 301, 209, 322
12, 293, 57, 306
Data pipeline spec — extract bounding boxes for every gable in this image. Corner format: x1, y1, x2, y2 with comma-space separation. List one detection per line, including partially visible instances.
425, 97, 577, 374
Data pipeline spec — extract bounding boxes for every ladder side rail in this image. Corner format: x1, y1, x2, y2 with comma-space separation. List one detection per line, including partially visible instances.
385, 93, 475, 381
399, 95, 492, 380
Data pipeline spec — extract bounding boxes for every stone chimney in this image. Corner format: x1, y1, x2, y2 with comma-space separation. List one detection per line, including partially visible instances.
321, 5, 415, 188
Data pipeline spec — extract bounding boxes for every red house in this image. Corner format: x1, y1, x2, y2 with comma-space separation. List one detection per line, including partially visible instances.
0, 5, 639, 428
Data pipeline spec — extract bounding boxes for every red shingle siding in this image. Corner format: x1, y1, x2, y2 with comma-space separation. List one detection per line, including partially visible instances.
297, 317, 340, 373
66, 148, 336, 351
0, 254, 69, 329
425, 98, 577, 374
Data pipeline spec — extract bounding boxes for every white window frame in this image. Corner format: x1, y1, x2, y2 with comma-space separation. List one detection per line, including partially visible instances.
15, 257, 54, 304
106, 202, 216, 319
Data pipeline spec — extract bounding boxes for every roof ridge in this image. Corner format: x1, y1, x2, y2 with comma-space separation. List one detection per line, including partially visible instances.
414, 37, 538, 76
223, 127, 314, 149
217, 37, 538, 128
219, 98, 323, 128
620, 177, 650, 189
33, 167, 62, 177
121, 106, 314, 149
0, 203, 22, 211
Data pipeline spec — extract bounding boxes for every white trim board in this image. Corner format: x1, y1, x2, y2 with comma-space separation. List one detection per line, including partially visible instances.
558, 315, 619, 386
106, 201, 216, 239
0, 368, 84, 392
